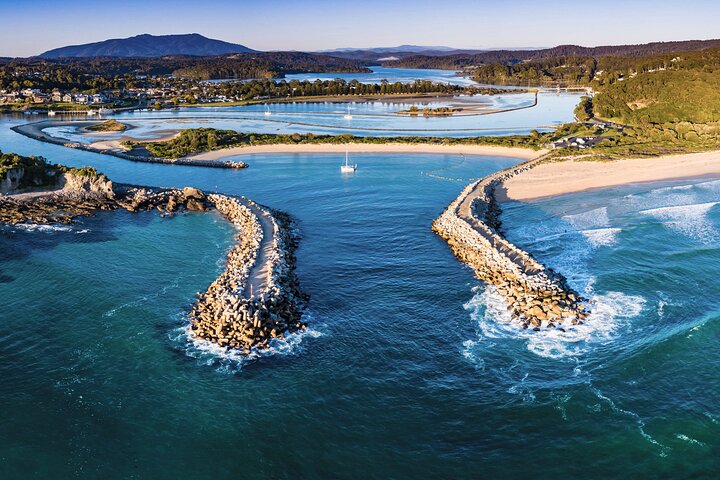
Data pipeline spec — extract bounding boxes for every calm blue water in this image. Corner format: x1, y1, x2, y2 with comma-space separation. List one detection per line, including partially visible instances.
2, 105, 720, 478
37, 90, 580, 141
283, 66, 480, 86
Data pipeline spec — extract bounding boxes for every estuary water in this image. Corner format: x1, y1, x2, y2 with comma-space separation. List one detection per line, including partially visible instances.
37, 90, 581, 141
1, 110, 720, 477
282, 66, 480, 86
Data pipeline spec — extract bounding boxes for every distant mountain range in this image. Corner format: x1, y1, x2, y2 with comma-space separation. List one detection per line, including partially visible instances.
320, 45, 460, 54
39, 33, 256, 59
320, 45, 487, 62
381, 39, 720, 69
34, 34, 720, 68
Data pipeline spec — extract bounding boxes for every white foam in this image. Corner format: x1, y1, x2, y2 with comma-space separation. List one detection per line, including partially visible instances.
675, 434, 706, 447
562, 206, 609, 229
592, 387, 670, 456
463, 285, 645, 360
640, 202, 718, 243
552, 393, 572, 421
175, 312, 323, 372
13, 224, 74, 233
657, 300, 666, 318
580, 227, 622, 247
704, 412, 719, 425
103, 281, 179, 318
599, 179, 720, 224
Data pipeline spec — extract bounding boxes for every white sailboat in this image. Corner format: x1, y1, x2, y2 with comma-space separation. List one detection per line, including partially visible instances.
343, 105, 352, 120
264, 104, 271, 116
340, 151, 357, 173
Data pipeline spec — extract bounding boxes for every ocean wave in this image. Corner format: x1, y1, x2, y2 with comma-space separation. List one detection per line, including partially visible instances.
647, 178, 720, 196
463, 285, 645, 360
174, 311, 323, 372
704, 412, 719, 425
12, 224, 74, 233
640, 202, 718, 243
675, 433, 706, 447
103, 280, 179, 317
591, 386, 670, 456
561, 206, 609, 229
580, 227, 622, 247
552, 392, 572, 421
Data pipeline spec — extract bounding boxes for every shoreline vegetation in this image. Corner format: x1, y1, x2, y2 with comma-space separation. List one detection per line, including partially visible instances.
15, 120, 720, 197
10, 122, 249, 170
396, 106, 457, 116
125, 128, 551, 159
12, 112, 720, 197
85, 119, 128, 132
0, 89, 521, 113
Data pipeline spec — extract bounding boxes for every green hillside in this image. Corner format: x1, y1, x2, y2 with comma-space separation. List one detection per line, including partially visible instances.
592, 70, 720, 124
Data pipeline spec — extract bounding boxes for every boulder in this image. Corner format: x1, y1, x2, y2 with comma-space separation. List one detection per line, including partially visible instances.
186, 199, 207, 211
166, 195, 178, 212
182, 187, 205, 200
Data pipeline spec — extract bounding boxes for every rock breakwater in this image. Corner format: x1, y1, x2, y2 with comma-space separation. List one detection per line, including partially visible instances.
188, 195, 308, 352
433, 156, 589, 330
1, 173, 306, 353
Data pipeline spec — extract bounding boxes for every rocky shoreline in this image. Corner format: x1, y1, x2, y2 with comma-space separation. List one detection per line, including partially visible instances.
188, 195, 308, 352
1, 170, 307, 353
11, 121, 248, 171
433, 156, 589, 330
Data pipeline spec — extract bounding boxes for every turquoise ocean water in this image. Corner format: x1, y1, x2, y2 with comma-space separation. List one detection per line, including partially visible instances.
1, 71, 719, 477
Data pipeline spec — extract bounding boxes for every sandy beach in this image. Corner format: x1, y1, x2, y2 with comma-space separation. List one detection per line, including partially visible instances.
500, 151, 720, 201
188, 143, 546, 161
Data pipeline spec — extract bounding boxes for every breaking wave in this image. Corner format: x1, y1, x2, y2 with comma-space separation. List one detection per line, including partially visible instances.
463, 284, 645, 360
640, 202, 718, 243
12, 224, 74, 233
580, 227, 622, 247
562, 206, 610, 229
173, 311, 323, 373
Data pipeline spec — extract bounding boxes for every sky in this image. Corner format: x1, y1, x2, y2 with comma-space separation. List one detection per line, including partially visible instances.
0, 0, 719, 57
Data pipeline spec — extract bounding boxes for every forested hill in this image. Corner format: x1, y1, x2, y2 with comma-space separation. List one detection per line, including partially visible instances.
591, 49, 720, 125
171, 52, 370, 80
383, 38, 720, 69
0, 52, 370, 89
40, 34, 256, 59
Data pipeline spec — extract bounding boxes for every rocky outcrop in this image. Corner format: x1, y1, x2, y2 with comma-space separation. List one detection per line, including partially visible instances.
0, 192, 115, 224
59, 171, 116, 199
1, 178, 307, 353
188, 195, 308, 353
0, 170, 117, 223
0, 168, 25, 194
433, 156, 589, 330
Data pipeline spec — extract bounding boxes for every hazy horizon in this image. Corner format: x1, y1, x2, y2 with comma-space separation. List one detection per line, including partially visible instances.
0, 0, 719, 57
